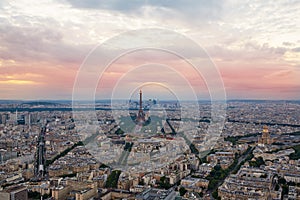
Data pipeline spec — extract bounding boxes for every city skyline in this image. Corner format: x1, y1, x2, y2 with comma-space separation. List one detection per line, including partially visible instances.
1, 2, 300, 199
0, 0, 299, 100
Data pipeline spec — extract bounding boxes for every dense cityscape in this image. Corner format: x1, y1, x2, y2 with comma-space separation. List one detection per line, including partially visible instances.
0, 98, 299, 199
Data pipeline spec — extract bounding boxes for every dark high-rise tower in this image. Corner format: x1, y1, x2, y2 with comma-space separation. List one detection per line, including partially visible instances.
130, 89, 151, 126
139, 90, 143, 116
137, 90, 145, 122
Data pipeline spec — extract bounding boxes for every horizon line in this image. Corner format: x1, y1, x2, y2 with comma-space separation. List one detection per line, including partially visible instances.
0, 99, 300, 102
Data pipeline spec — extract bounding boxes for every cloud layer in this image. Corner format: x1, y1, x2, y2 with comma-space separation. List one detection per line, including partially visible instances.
0, 0, 299, 100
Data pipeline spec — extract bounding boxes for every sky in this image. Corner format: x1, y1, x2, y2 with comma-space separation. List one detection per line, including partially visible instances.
0, 0, 299, 100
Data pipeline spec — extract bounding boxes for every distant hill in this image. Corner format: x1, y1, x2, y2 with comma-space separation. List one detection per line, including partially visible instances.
0, 100, 23, 104
227, 99, 300, 104
19, 101, 68, 107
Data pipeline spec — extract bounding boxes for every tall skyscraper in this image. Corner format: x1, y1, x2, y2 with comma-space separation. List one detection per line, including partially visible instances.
133, 89, 151, 126
137, 90, 145, 121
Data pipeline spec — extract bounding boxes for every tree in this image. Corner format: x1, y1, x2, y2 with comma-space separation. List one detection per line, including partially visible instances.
28, 191, 41, 199
105, 170, 121, 188
289, 144, 300, 160
179, 187, 187, 196
278, 177, 286, 185
42, 193, 51, 199
212, 191, 220, 199
249, 156, 265, 167
189, 143, 199, 154
115, 128, 124, 135
282, 184, 289, 196
159, 176, 171, 189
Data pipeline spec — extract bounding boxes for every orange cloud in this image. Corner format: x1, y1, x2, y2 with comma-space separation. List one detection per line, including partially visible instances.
0, 80, 40, 85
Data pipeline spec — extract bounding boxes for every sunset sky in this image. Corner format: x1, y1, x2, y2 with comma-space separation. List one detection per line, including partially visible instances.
0, 0, 299, 100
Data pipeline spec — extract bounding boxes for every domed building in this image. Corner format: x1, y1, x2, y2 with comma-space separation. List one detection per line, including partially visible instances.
258, 126, 273, 146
